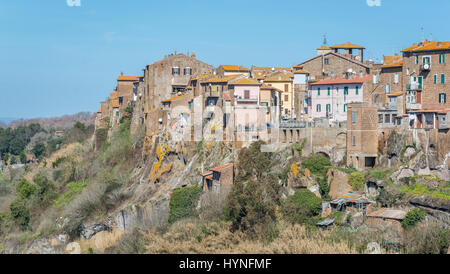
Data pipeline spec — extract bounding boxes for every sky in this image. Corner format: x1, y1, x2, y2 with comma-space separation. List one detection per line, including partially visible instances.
0, 0, 449, 119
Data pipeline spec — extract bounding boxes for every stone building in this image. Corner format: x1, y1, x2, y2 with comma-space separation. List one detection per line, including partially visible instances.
201, 163, 234, 193
401, 40, 450, 129
142, 52, 215, 136
293, 42, 371, 82
293, 69, 310, 120
346, 102, 378, 169
263, 71, 294, 119
116, 73, 143, 110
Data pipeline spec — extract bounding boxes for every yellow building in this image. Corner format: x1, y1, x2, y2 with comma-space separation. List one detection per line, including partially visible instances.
264, 71, 294, 119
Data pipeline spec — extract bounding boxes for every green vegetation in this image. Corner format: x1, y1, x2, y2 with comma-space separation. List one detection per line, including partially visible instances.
16, 178, 36, 199
281, 189, 322, 226
402, 208, 426, 229
303, 155, 330, 176
54, 180, 88, 209
401, 183, 450, 201
9, 198, 30, 229
168, 185, 203, 224
348, 172, 365, 191
0, 123, 43, 163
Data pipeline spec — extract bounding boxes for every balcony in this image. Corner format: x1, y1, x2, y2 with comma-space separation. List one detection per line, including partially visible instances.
406, 102, 421, 110
236, 96, 258, 103
206, 90, 220, 97
407, 83, 422, 91
421, 63, 431, 71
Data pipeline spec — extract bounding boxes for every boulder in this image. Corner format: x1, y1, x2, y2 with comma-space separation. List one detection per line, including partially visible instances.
403, 147, 416, 159
410, 196, 450, 213
79, 223, 110, 240
65, 242, 81, 254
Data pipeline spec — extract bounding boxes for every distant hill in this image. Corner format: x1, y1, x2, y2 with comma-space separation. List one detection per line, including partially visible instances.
8, 112, 95, 130
0, 117, 19, 125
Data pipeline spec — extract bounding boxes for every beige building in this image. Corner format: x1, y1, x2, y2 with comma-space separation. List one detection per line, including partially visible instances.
264, 71, 294, 119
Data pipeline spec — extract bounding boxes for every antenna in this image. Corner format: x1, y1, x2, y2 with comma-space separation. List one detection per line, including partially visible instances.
323, 34, 328, 45
421, 27, 425, 41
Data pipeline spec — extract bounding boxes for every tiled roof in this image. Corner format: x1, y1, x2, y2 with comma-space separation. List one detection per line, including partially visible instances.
381, 63, 403, 68
117, 75, 143, 81
317, 45, 332, 50
401, 40, 450, 52
252, 66, 285, 71
161, 94, 186, 103
310, 75, 371, 86
293, 69, 310, 74
230, 78, 261, 86
210, 163, 234, 172
330, 42, 365, 49
220, 65, 250, 71
381, 55, 403, 68
203, 74, 241, 83
264, 72, 294, 82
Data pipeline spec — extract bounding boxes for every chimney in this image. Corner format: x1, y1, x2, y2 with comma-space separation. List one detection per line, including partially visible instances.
191, 53, 196, 58
120, 72, 123, 76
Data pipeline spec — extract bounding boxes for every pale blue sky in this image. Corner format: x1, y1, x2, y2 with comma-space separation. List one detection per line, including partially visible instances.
0, 0, 449, 119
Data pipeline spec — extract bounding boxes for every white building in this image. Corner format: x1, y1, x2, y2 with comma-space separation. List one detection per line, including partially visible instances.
308, 75, 370, 122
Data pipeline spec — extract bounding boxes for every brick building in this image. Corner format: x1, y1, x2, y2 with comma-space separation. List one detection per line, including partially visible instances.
201, 163, 234, 193
401, 41, 450, 129
346, 103, 378, 169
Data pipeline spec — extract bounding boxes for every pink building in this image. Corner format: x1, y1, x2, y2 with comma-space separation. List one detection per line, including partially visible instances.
309, 75, 371, 122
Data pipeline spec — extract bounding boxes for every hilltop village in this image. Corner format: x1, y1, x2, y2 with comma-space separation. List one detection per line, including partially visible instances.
0, 40, 449, 254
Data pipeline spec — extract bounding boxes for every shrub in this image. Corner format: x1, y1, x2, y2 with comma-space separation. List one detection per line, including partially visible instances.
16, 178, 36, 199
105, 229, 148, 254
404, 224, 449, 254
402, 208, 426, 229
34, 172, 54, 203
303, 155, 330, 176
237, 141, 273, 180
54, 180, 88, 209
168, 185, 203, 224
348, 172, 365, 191
281, 189, 322, 225
9, 198, 30, 229
318, 176, 331, 200
226, 175, 281, 238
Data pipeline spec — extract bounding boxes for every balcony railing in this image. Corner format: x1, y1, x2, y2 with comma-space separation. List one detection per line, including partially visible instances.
406, 102, 422, 110
407, 83, 422, 91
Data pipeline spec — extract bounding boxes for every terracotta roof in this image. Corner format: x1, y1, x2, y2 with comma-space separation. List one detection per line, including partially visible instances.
97, 108, 102, 113
231, 78, 261, 86
111, 99, 120, 108
330, 42, 365, 49
401, 40, 450, 52
192, 73, 214, 81
161, 94, 186, 103
381, 55, 403, 68
210, 163, 234, 172
117, 75, 143, 81
264, 72, 294, 82
260, 85, 282, 92
317, 45, 332, 50
293, 69, 310, 74
203, 74, 241, 83
220, 65, 250, 71
294, 52, 369, 69
200, 170, 213, 176
387, 92, 403, 97
252, 66, 285, 71
381, 63, 403, 68
310, 75, 371, 86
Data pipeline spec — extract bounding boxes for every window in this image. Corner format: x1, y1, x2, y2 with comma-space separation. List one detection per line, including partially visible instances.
355, 86, 359, 95
344, 104, 347, 112
439, 93, 447, 103
352, 136, 356, 146
439, 54, 446, 64
422, 56, 430, 64
373, 74, 379, 84
441, 74, 446, 84
394, 73, 399, 84
415, 55, 419, 64
318, 88, 321, 96
326, 104, 331, 112
317, 104, 321, 112
284, 94, 289, 101
172, 67, 180, 75
385, 84, 391, 94
378, 114, 383, 123
352, 111, 356, 123
344, 87, 349, 95
184, 67, 192, 75
373, 94, 377, 103
327, 87, 331, 96
285, 84, 289, 92
385, 114, 390, 123
244, 90, 250, 99
434, 74, 437, 84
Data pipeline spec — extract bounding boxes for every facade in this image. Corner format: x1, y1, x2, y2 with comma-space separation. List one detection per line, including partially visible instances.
401, 41, 450, 129
309, 75, 371, 122
264, 71, 294, 119
346, 103, 379, 169
293, 69, 310, 120
116, 73, 142, 110
201, 163, 234, 193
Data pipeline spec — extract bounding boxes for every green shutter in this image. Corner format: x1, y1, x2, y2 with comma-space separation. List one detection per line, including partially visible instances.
434, 74, 437, 84
344, 104, 347, 112
344, 87, 348, 95
328, 87, 330, 96
442, 74, 445, 84
318, 88, 320, 96
440, 54, 442, 64
355, 86, 359, 95
444, 54, 446, 64
326, 104, 330, 112
415, 55, 418, 64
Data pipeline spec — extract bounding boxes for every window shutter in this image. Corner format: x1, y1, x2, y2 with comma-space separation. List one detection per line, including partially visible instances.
434, 74, 437, 84
442, 74, 445, 84
355, 86, 359, 95
328, 87, 330, 96
318, 88, 321, 96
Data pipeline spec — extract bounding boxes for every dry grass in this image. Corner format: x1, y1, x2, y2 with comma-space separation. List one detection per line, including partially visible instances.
143, 220, 357, 254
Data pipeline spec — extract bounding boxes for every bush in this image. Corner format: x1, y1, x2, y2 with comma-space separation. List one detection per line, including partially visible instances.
226, 175, 281, 238
105, 229, 148, 254
9, 198, 30, 229
54, 180, 88, 209
168, 185, 203, 224
16, 178, 36, 199
237, 141, 273, 180
303, 155, 330, 176
404, 224, 449, 254
34, 172, 54, 203
402, 208, 426, 229
348, 172, 365, 191
282, 189, 322, 225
